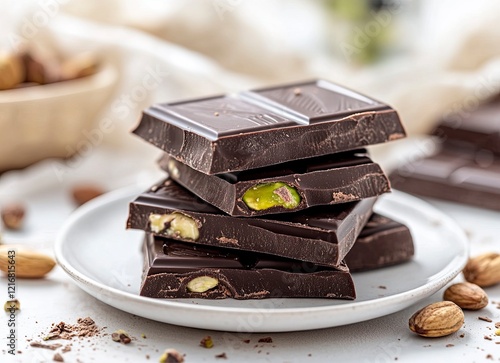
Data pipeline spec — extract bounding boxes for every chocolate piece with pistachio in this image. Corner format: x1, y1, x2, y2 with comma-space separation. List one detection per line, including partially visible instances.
140, 234, 356, 300
159, 149, 390, 217
127, 179, 376, 268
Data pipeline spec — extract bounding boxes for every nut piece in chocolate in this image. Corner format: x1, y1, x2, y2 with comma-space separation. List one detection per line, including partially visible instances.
148, 212, 200, 240
242, 182, 301, 211
187, 276, 219, 293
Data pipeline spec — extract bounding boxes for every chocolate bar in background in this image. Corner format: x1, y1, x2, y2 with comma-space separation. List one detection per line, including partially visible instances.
433, 97, 500, 154
133, 79, 405, 174
389, 145, 500, 211
127, 179, 376, 268
140, 234, 356, 300
345, 214, 414, 272
159, 149, 390, 217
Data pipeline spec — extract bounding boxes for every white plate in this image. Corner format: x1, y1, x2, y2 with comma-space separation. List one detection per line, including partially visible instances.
55, 187, 469, 333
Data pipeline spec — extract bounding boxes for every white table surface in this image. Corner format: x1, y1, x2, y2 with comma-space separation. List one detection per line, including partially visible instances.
1, 175, 500, 363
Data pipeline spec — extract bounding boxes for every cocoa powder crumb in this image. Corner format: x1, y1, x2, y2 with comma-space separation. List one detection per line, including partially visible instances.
62, 345, 71, 353
42, 317, 101, 341
258, 337, 273, 343
479, 316, 493, 323
215, 352, 227, 359
446, 344, 454, 347
30, 342, 62, 350
378, 285, 387, 289
242, 339, 250, 344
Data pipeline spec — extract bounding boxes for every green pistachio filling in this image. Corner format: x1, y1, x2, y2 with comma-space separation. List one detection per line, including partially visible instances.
242, 182, 301, 211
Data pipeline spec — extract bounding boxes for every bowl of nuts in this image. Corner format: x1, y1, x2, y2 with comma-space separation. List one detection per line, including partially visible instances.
0, 50, 118, 172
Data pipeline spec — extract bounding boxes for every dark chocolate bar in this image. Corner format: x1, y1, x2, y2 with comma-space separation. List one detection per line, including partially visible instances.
345, 213, 414, 272
159, 149, 390, 217
140, 234, 355, 299
133, 79, 405, 174
433, 98, 500, 154
127, 179, 376, 267
389, 145, 500, 211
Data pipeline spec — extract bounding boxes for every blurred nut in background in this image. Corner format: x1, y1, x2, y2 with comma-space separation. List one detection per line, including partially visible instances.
1, 203, 26, 230
0, 47, 117, 172
71, 184, 105, 206
0, 53, 25, 90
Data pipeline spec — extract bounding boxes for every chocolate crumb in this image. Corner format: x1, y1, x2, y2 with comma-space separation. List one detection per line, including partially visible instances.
378, 285, 387, 289
486, 354, 493, 360
479, 316, 493, 323
495, 322, 500, 329
43, 317, 100, 341
459, 334, 465, 338
30, 342, 62, 350
242, 339, 250, 344
484, 335, 492, 341
53, 352, 64, 362
62, 345, 71, 353
215, 352, 227, 359
258, 337, 273, 343
446, 344, 454, 347
146, 354, 150, 359
142, 333, 147, 339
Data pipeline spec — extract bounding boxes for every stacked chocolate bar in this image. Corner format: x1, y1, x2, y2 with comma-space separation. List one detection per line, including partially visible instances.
127, 80, 414, 300
390, 96, 500, 211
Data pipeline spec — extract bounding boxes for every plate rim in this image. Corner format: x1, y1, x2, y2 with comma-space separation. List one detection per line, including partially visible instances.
54, 186, 469, 329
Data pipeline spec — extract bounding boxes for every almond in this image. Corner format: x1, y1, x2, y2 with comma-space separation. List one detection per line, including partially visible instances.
443, 282, 488, 310
0, 245, 56, 278
463, 253, 500, 287
409, 301, 464, 337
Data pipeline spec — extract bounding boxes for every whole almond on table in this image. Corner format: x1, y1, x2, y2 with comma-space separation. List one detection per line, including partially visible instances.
443, 282, 488, 310
409, 301, 464, 337
463, 253, 500, 287
0, 245, 56, 278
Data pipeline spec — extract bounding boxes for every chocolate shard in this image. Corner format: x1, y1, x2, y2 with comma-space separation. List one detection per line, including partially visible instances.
389, 145, 500, 211
159, 149, 390, 217
140, 234, 356, 300
127, 179, 376, 268
345, 213, 414, 272
133, 79, 405, 174
433, 97, 500, 154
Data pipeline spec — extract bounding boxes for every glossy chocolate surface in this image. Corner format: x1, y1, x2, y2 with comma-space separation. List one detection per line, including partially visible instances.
390, 145, 500, 211
133, 80, 405, 174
